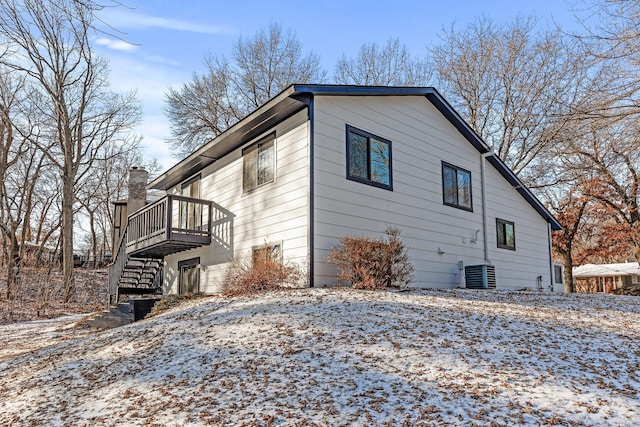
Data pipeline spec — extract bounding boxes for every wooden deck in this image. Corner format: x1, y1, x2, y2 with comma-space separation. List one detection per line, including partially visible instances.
125, 195, 213, 258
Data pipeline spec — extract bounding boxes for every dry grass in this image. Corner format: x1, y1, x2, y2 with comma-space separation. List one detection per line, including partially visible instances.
0, 267, 107, 324
146, 292, 206, 318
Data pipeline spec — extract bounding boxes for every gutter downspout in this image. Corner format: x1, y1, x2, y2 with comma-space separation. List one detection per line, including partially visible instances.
547, 223, 554, 292
307, 97, 315, 288
481, 151, 493, 265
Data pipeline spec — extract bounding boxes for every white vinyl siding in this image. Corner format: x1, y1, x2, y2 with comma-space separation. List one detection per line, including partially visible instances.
484, 164, 551, 289
163, 110, 309, 294
312, 95, 552, 290
161, 93, 553, 293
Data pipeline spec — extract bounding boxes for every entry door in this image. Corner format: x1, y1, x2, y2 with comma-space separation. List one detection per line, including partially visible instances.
179, 258, 200, 294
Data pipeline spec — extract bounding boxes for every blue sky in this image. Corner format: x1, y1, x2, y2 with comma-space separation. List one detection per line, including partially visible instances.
92, 0, 579, 170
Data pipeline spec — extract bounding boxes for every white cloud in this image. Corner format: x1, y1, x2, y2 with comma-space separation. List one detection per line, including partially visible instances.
95, 37, 139, 52
141, 54, 180, 67
98, 9, 230, 35
137, 115, 179, 172
97, 53, 189, 173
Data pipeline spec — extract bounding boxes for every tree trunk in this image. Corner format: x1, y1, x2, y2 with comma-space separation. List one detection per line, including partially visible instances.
89, 209, 97, 268
633, 243, 640, 266
5, 230, 19, 300
561, 249, 575, 293
62, 174, 75, 303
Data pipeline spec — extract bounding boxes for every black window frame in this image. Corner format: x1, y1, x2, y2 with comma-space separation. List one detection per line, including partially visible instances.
496, 218, 516, 250
441, 161, 473, 212
242, 133, 275, 193
346, 125, 393, 191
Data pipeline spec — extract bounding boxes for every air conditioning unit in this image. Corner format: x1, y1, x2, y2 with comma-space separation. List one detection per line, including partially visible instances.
464, 265, 496, 289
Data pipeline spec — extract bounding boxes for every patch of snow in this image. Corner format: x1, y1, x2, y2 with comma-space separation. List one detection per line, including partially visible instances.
0, 288, 638, 425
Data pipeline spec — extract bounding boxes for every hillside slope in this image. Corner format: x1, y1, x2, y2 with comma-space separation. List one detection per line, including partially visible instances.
1, 288, 639, 426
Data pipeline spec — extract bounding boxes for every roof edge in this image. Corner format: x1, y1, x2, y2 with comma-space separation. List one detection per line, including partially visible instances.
148, 85, 300, 189
148, 83, 562, 230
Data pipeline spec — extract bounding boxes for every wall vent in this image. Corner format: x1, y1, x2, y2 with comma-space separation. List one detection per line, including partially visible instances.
464, 265, 496, 289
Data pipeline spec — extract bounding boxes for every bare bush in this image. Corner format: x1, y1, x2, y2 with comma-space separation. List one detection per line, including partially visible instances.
0, 251, 106, 324
327, 226, 414, 290
224, 244, 303, 296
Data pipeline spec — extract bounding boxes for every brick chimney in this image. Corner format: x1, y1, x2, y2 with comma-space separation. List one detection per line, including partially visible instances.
127, 166, 148, 213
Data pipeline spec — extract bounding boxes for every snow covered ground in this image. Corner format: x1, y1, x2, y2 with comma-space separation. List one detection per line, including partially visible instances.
0, 288, 638, 426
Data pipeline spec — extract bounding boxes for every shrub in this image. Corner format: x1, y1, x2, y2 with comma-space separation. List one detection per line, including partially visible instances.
327, 226, 414, 290
224, 243, 302, 296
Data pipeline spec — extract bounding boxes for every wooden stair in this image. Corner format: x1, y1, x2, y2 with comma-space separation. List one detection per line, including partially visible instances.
117, 257, 163, 297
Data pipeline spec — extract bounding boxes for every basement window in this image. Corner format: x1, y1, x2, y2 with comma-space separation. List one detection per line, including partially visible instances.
252, 243, 282, 264
554, 265, 563, 284
243, 134, 275, 192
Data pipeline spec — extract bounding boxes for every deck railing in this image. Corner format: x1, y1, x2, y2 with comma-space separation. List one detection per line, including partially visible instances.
125, 195, 213, 255
108, 195, 214, 303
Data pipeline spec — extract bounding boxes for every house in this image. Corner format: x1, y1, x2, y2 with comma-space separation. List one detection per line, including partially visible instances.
573, 262, 640, 293
108, 85, 562, 302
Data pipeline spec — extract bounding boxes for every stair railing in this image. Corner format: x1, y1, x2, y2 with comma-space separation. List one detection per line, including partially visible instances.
108, 228, 128, 305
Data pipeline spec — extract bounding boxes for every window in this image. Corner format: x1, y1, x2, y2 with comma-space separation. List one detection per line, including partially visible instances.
346, 125, 392, 190
496, 218, 516, 250
252, 243, 282, 264
243, 134, 275, 192
181, 174, 201, 198
554, 265, 563, 284
442, 162, 472, 211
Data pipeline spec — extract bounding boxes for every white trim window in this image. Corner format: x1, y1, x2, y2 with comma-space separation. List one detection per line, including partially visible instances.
243, 134, 275, 192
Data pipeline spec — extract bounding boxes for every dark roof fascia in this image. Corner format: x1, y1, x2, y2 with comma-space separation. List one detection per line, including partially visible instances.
292, 85, 561, 229
149, 86, 310, 190
426, 88, 561, 230
423, 90, 490, 153
486, 155, 562, 230
292, 85, 561, 231
149, 83, 561, 230
292, 84, 437, 97
292, 85, 490, 153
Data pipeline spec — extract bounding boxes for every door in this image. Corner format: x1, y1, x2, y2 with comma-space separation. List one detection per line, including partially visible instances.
179, 258, 200, 294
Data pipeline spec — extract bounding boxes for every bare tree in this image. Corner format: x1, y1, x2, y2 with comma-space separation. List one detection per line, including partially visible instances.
572, 0, 640, 117
0, 0, 141, 302
0, 68, 29, 298
563, 119, 640, 264
165, 22, 325, 158
334, 38, 432, 86
76, 138, 144, 265
0, 64, 59, 299
429, 15, 616, 185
